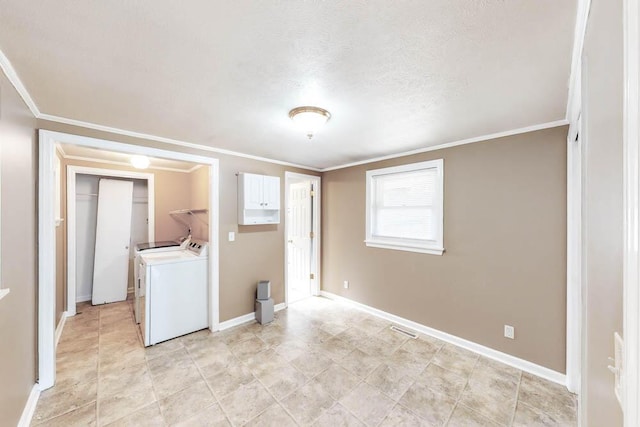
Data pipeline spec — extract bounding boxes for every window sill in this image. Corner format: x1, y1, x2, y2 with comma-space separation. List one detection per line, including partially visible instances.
365, 240, 444, 255
0, 288, 10, 302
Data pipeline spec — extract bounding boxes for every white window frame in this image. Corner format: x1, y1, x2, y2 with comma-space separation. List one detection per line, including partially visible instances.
365, 159, 444, 255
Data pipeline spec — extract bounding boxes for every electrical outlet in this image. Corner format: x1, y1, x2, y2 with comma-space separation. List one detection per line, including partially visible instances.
228, 232, 235, 242
504, 325, 515, 339
343, 280, 349, 289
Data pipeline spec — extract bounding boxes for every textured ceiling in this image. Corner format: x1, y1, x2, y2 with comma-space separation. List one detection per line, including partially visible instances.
0, 1, 576, 169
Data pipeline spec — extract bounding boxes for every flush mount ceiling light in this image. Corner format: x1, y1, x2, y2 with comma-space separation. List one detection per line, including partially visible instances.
130, 155, 150, 169
289, 106, 331, 139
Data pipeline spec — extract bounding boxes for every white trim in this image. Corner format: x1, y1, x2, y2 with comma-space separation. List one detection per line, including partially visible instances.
320, 291, 567, 386
321, 120, 569, 172
39, 113, 322, 172
17, 385, 41, 427
566, 114, 583, 395
0, 50, 40, 117
55, 312, 67, 348
365, 159, 444, 255
38, 130, 220, 391
623, 0, 640, 422
38, 131, 57, 389
566, 0, 592, 138
66, 165, 155, 316
0, 288, 9, 301
63, 154, 197, 174
284, 172, 322, 307
218, 303, 286, 331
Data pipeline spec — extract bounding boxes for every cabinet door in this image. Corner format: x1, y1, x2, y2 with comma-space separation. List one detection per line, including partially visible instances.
243, 173, 264, 209
262, 175, 280, 209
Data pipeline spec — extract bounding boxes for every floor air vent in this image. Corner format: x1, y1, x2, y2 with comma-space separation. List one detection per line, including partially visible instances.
390, 325, 418, 339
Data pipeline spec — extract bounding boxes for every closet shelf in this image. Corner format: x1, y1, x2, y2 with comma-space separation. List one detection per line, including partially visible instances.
169, 208, 209, 229
169, 208, 208, 215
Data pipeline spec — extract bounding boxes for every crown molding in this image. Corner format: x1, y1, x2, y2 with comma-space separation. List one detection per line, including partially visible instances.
0, 49, 40, 117
320, 120, 569, 172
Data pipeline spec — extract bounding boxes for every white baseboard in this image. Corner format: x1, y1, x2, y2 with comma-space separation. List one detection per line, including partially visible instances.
55, 311, 68, 348
17, 384, 41, 427
218, 302, 286, 331
320, 291, 567, 387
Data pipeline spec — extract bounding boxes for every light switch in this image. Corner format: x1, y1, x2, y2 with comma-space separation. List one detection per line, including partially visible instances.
228, 232, 235, 242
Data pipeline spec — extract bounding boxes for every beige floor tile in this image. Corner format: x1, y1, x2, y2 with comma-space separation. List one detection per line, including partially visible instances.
148, 349, 203, 399
186, 337, 230, 368
400, 336, 443, 360
244, 403, 297, 427
315, 363, 362, 400
273, 339, 314, 362
340, 382, 395, 426
339, 349, 382, 378
99, 345, 147, 374
198, 347, 237, 378
335, 328, 366, 347
518, 373, 577, 425
98, 373, 156, 426
317, 336, 355, 361
33, 402, 96, 427
378, 404, 429, 427
203, 359, 255, 399
218, 326, 257, 346
365, 363, 416, 401
281, 379, 335, 424
312, 403, 365, 427
228, 336, 269, 360
259, 364, 309, 400
291, 349, 334, 377
99, 361, 153, 399
320, 320, 350, 337
353, 316, 389, 336
384, 348, 429, 377
243, 348, 291, 379
358, 335, 400, 358
173, 403, 230, 427
398, 381, 456, 426
470, 357, 521, 391
458, 380, 516, 426
376, 327, 411, 347
32, 380, 97, 423
416, 363, 467, 400
219, 380, 276, 426
447, 403, 501, 427
512, 401, 574, 427
103, 402, 165, 427
144, 338, 185, 361
431, 344, 478, 378
158, 380, 215, 425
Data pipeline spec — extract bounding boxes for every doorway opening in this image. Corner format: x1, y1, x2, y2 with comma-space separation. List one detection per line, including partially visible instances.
38, 130, 220, 390
284, 172, 321, 305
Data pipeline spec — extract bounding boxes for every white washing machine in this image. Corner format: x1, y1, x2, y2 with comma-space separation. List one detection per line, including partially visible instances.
136, 239, 208, 346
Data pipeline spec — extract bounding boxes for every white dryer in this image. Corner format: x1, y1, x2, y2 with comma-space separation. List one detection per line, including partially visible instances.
136, 239, 208, 346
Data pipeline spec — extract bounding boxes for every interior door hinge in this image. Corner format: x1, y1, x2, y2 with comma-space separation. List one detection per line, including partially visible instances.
310, 273, 315, 280
310, 190, 315, 197
309, 231, 315, 238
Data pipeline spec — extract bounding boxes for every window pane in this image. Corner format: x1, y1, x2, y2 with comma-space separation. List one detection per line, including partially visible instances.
374, 169, 437, 208
374, 207, 436, 241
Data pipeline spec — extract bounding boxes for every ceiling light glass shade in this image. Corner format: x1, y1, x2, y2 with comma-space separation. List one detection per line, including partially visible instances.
130, 155, 150, 169
289, 106, 331, 139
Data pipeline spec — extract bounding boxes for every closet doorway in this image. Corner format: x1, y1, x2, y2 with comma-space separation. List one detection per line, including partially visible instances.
66, 166, 154, 315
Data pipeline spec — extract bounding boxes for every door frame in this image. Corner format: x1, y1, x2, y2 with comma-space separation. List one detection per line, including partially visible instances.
66, 165, 155, 315
284, 172, 321, 306
38, 129, 220, 390
623, 0, 640, 423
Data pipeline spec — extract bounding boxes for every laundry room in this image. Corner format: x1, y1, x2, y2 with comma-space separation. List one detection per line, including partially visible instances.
54, 143, 210, 321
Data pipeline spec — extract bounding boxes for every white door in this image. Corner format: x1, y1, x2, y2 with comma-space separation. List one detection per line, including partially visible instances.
92, 179, 134, 305
287, 181, 312, 303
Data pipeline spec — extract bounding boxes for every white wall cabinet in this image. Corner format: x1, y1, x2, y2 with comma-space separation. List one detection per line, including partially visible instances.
238, 173, 281, 225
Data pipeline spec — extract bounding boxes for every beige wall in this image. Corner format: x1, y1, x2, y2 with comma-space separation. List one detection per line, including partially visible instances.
189, 166, 210, 240
38, 119, 318, 322
0, 68, 38, 424
322, 127, 567, 372
582, 0, 624, 424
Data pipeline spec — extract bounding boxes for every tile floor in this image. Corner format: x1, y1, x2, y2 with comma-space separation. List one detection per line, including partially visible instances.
32, 296, 577, 426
